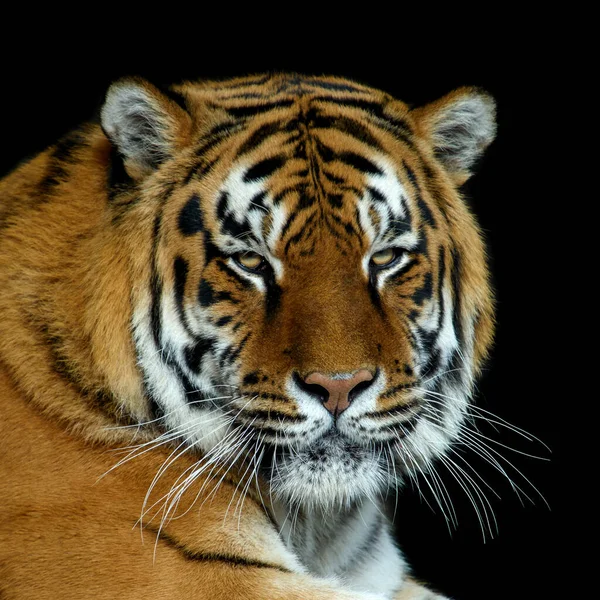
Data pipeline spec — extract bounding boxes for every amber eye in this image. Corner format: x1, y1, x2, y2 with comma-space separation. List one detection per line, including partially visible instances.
370, 248, 400, 268
234, 251, 266, 273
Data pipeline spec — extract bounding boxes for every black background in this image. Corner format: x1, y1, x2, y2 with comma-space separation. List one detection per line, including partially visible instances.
1, 36, 564, 600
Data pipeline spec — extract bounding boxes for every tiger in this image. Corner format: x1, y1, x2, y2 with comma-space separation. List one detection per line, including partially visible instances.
0, 73, 496, 599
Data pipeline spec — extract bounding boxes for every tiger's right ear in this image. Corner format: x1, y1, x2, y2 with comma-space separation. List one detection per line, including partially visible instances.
101, 78, 192, 179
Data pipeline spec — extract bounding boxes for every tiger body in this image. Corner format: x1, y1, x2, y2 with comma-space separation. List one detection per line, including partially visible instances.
0, 74, 495, 599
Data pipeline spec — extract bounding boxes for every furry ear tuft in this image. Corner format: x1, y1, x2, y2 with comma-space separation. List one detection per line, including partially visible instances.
101, 78, 191, 178
412, 88, 496, 182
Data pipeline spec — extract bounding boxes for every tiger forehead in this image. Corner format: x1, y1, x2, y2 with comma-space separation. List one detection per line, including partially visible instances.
198, 102, 414, 257
211, 155, 411, 261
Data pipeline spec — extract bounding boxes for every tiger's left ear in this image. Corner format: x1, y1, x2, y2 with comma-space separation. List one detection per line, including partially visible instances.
101, 77, 192, 180
411, 88, 496, 185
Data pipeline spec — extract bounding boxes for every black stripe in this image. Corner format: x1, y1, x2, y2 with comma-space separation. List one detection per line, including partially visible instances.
301, 78, 368, 93
146, 389, 165, 423
265, 270, 282, 319
280, 203, 315, 246
244, 156, 286, 182
178, 194, 204, 236
195, 121, 241, 157
327, 192, 344, 208
237, 409, 306, 423
411, 272, 433, 306
215, 260, 253, 290
420, 346, 442, 379
368, 186, 386, 203
173, 256, 190, 331
338, 152, 383, 175
146, 526, 290, 572
236, 120, 285, 157
310, 96, 414, 145
243, 372, 260, 385
184, 336, 215, 373
403, 161, 436, 228
436, 246, 447, 331
343, 515, 383, 572
198, 279, 215, 307
217, 99, 295, 118
368, 275, 384, 315
450, 247, 464, 346
215, 315, 233, 327
217, 74, 273, 89
249, 191, 267, 211
309, 113, 384, 151
150, 214, 164, 349
220, 332, 251, 366
38, 130, 87, 197
107, 144, 135, 201
157, 85, 189, 113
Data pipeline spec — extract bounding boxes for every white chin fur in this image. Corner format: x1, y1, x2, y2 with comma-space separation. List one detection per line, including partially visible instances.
269, 435, 387, 510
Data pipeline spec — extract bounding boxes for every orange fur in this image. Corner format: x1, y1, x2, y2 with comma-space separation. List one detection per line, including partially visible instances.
0, 74, 495, 599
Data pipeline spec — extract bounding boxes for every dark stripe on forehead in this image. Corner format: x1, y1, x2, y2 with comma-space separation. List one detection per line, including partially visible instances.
300, 78, 368, 93
216, 74, 273, 89
178, 194, 204, 236
310, 96, 414, 146
367, 186, 386, 203
216, 191, 254, 240
217, 99, 295, 119
236, 120, 286, 157
195, 121, 242, 157
282, 211, 318, 255
244, 156, 286, 182
388, 218, 412, 238
338, 152, 383, 175
309, 113, 385, 152
280, 209, 316, 246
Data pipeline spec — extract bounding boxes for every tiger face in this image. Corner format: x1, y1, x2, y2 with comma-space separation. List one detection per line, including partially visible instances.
102, 74, 495, 509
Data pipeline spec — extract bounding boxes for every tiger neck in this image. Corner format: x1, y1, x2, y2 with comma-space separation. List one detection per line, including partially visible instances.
271, 498, 406, 593
274, 499, 370, 569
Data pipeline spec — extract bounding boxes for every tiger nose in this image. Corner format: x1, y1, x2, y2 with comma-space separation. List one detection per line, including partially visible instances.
303, 369, 374, 417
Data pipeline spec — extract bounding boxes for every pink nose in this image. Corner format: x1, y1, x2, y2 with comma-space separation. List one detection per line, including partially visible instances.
304, 369, 374, 417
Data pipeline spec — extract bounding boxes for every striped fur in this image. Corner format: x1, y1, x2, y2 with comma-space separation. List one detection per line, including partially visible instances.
0, 74, 495, 599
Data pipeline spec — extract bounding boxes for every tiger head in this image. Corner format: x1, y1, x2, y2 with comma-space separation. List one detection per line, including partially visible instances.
100, 74, 496, 509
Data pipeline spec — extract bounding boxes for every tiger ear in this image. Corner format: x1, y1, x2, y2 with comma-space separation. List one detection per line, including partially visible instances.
101, 77, 192, 179
411, 87, 496, 184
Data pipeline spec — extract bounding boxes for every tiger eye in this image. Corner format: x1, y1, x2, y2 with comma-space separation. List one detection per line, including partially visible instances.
235, 251, 265, 271
370, 248, 397, 267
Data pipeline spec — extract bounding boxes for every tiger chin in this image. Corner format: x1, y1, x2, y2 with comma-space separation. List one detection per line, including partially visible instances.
0, 74, 496, 600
